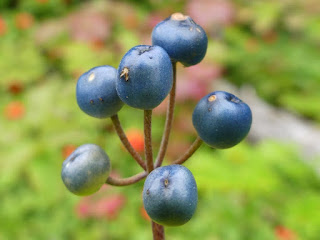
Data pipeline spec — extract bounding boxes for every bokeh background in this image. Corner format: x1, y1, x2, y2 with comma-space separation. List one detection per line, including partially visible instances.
1, 0, 320, 239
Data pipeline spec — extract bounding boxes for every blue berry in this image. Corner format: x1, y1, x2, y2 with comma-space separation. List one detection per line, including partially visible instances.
116, 45, 173, 110
76, 65, 124, 118
61, 144, 111, 196
143, 165, 198, 226
152, 13, 208, 67
192, 91, 252, 149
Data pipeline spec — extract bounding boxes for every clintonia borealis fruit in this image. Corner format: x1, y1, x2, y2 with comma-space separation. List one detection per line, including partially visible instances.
61, 144, 111, 196
76, 65, 123, 118
192, 91, 252, 149
143, 165, 198, 226
116, 45, 173, 110
152, 12, 208, 67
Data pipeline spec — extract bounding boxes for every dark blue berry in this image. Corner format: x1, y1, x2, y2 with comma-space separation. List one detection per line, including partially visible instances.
61, 144, 111, 196
152, 13, 208, 67
192, 91, 252, 149
116, 45, 173, 110
76, 65, 123, 118
143, 165, 198, 226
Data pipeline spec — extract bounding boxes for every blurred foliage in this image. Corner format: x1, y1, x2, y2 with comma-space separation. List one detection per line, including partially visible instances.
0, 0, 320, 239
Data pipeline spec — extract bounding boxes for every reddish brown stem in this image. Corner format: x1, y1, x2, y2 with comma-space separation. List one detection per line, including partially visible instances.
172, 136, 203, 165
152, 222, 165, 240
155, 62, 177, 168
106, 171, 147, 186
144, 110, 154, 173
111, 114, 146, 170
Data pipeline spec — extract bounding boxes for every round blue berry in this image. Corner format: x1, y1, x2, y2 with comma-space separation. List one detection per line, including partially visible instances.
61, 144, 111, 196
76, 65, 124, 118
116, 45, 173, 110
143, 165, 198, 226
152, 13, 208, 67
192, 91, 252, 149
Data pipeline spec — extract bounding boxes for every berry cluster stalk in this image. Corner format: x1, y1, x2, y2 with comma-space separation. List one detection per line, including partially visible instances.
155, 62, 177, 168
108, 61, 203, 239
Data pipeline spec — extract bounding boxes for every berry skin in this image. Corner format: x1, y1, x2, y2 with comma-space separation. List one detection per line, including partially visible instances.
192, 91, 252, 149
143, 165, 198, 226
152, 13, 208, 67
76, 65, 124, 118
117, 45, 173, 110
61, 144, 111, 196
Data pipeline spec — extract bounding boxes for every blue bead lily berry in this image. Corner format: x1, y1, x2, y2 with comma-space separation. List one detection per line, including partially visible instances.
116, 45, 173, 110
192, 91, 252, 149
61, 144, 111, 196
143, 164, 198, 226
152, 12, 208, 67
76, 65, 124, 118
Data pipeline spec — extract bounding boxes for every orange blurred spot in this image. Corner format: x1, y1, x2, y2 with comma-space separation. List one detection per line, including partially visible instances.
275, 226, 296, 240
90, 39, 105, 51
123, 13, 139, 30
4, 101, 25, 120
125, 129, 144, 153
62, 144, 77, 159
0, 16, 7, 36
15, 13, 34, 30
140, 205, 151, 221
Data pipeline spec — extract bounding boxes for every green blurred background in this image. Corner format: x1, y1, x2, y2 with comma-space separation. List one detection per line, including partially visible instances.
1, 0, 320, 239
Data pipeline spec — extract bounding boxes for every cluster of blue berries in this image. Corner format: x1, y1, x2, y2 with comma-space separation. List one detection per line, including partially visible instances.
61, 13, 252, 229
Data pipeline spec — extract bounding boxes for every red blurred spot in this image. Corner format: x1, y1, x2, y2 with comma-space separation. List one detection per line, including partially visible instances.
0, 16, 7, 36
175, 62, 223, 102
15, 13, 34, 30
8, 82, 24, 95
147, 14, 164, 29
93, 194, 127, 220
187, 0, 235, 29
126, 129, 144, 153
62, 144, 77, 159
140, 205, 151, 221
4, 101, 25, 120
68, 10, 110, 43
75, 198, 91, 219
275, 226, 296, 240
